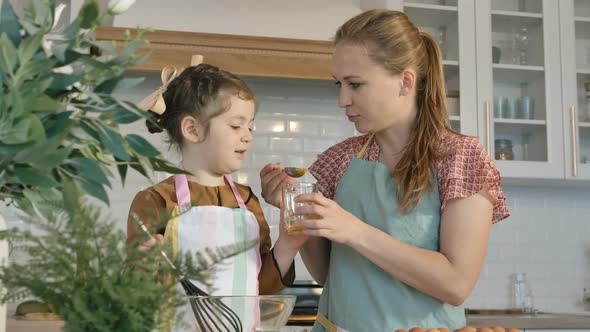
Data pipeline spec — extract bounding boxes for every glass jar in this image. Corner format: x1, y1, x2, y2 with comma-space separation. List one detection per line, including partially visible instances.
495, 139, 514, 160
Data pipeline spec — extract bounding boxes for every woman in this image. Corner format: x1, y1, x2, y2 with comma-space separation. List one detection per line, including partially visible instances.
261, 9, 510, 332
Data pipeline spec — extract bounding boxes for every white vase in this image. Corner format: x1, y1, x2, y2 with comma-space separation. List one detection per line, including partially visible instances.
0, 213, 6, 332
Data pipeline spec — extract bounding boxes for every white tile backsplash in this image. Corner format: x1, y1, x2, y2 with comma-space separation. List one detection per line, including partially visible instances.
2, 73, 590, 314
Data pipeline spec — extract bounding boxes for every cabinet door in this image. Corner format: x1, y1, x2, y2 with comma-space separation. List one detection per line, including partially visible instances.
403, 0, 479, 136
560, 0, 590, 180
475, 0, 564, 179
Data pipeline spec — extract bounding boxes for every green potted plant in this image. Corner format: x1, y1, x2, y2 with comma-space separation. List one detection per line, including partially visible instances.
0, 1, 250, 331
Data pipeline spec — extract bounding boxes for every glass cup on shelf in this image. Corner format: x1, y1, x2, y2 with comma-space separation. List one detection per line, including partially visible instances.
521, 96, 535, 120
511, 27, 529, 65
494, 96, 506, 119
282, 182, 318, 234
504, 96, 521, 119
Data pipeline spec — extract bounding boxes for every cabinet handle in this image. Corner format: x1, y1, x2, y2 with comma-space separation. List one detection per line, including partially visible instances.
485, 101, 491, 154
570, 105, 578, 177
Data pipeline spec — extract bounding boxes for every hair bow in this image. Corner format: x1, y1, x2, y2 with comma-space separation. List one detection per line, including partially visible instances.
136, 55, 205, 115
136, 66, 179, 114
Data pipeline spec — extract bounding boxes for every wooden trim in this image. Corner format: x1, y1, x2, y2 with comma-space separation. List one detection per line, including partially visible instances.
95, 27, 334, 80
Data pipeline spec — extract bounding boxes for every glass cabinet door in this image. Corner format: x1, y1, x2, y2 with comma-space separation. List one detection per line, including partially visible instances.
475, 0, 564, 178
560, 0, 590, 179
403, 0, 479, 136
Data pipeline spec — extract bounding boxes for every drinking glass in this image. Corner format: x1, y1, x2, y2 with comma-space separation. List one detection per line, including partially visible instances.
282, 182, 318, 234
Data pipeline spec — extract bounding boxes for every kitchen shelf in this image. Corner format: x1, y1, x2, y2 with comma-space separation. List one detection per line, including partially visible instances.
404, 6, 458, 29
491, 10, 543, 19
575, 16, 590, 23
404, 3, 458, 12
579, 122, 590, 128
449, 115, 460, 122
443, 60, 459, 66
494, 119, 546, 125
577, 69, 590, 75
95, 27, 334, 80
493, 65, 545, 83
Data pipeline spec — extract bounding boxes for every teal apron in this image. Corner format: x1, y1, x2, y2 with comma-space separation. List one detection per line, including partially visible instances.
313, 135, 465, 332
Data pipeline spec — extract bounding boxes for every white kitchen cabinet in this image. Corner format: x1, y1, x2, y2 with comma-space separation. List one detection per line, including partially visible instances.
474, 0, 564, 179
559, 0, 590, 180
403, 0, 479, 136
400, 0, 590, 181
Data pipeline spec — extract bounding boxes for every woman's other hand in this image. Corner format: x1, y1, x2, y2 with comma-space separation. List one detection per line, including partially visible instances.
259, 162, 295, 208
293, 193, 365, 245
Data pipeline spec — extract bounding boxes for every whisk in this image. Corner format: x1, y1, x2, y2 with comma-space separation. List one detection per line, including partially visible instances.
132, 214, 243, 332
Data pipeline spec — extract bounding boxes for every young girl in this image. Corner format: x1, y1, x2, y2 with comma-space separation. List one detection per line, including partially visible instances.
127, 64, 300, 330
260, 10, 510, 331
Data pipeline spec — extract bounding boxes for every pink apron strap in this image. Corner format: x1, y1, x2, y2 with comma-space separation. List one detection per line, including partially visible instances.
175, 162, 247, 210
224, 175, 247, 210
175, 163, 191, 209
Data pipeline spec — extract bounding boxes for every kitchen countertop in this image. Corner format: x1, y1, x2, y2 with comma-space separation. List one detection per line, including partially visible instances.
466, 312, 590, 329
6, 313, 590, 331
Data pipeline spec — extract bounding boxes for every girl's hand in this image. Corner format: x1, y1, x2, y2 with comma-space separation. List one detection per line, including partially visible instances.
259, 163, 296, 208
293, 193, 365, 245
138, 234, 164, 252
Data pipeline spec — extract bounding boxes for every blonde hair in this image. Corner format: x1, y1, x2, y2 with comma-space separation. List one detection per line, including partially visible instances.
335, 9, 452, 213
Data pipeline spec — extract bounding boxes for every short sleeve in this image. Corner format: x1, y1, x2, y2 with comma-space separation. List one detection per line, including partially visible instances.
437, 135, 510, 223
127, 189, 167, 243
308, 137, 362, 200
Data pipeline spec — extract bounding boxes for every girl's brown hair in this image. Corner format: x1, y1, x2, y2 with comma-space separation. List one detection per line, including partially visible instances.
146, 64, 255, 147
335, 9, 452, 213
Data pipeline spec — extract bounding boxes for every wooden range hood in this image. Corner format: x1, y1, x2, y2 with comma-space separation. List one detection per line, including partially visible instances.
95, 27, 334, 80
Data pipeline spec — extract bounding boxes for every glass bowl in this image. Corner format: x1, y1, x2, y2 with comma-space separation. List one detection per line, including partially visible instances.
186, 295, 296, 331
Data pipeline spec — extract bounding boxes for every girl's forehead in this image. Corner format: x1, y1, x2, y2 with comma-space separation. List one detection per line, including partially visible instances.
220, 96, 256, 120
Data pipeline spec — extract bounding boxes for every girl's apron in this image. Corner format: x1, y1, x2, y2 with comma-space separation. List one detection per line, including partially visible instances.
163, 171, 262, 332
314, 135, 465, 332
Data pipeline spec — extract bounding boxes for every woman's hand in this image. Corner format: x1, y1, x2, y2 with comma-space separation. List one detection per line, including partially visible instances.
293, 193, 366, 246
259, 163, 296, 208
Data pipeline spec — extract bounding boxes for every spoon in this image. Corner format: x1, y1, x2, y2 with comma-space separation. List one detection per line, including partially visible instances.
284, 167, 307, 178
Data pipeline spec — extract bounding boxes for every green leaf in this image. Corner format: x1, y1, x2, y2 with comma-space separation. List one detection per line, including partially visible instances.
14, 143, 71, 169
126, 134, 160, 158
43, 111, 73, 139
47, 73, 82, 90
96, 123, 130, 161
150, 158, 187, 175
103, 108, 142, 124
15, 59, 58, 82
77, 178, 109, 204
115, 156, 128, 185
30, 94, 63, 112
62, 179, 80, 214
3, 116, 31, 144
77, 0, 99, 29
69, 157, 111, 186
13, 167, 60, 188
113, 39, 145, 64
31, 0, 52, 30
0, 33, 17, 74
26, 114, 46, 143
95, 77, 144, 94
79, 56, 112, 71
0, 142, 35, 156
32, 147, 72, 169
18, 31, 44, 64
0, 0, 21, 46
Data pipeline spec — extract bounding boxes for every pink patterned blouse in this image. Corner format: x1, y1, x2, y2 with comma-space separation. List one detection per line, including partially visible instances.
308, 132, 510, 223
